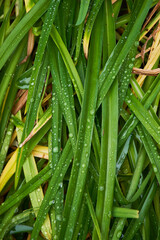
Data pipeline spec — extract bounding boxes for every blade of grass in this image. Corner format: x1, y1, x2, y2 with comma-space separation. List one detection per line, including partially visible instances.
0, 0, 50, 70
61, 8, 103, 240
123, 180, 157, 240
97, 0, 152, 109
125, 89, 160, 144
0, 37, 26, 113
76, 0, 90, 26
16, 111, 52, 240
118, 73, 160, 149
101, 1, 118, 238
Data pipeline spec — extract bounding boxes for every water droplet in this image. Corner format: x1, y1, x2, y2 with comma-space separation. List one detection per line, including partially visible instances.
153, 165, 158, 173
56, 215, 62, 221
117, 230, 122, 238
49, 200, 55, 205
134, 41, 139, 47
129, 63, 133, 69
99, 186, 104, 191
69, 133, 73, 138
53, 146, 58, 153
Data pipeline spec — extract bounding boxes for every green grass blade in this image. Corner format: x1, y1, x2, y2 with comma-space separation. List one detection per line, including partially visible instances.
60, 8, 103, 240
137, 124, 160, 184
101, 1, 118, 238
113, 207, 139, 219
76, 0, 90, 26
123, 180, 157, 240
118, 73, 160, 149
86, 190, 101, 240
97, 0, 152, 108
0, 37, 26, 111
83, 0, 104, 57
50, 25, 83, 104
125, 89, 160, 145
30, 142, 72, 239
0, 0, 50, 70
15, 52, 49, 187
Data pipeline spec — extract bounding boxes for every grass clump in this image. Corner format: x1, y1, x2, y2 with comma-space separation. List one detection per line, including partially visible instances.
0, 0, 160, 239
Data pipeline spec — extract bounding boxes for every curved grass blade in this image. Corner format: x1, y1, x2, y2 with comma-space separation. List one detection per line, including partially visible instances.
83, 0, 104, 58
1, 210, 35, 239
0, 139, 72, 216
76, 0, 90, 26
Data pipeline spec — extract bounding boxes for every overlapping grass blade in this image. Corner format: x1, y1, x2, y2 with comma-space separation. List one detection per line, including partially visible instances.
97, 0, 152, 108
60, 8, 103, 240
118, 73, 160, 149
0, 0, 50, 70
